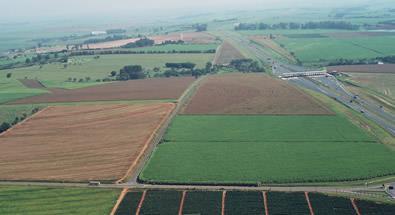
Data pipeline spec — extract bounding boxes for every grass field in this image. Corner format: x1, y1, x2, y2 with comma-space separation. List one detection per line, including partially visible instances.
275, 35, 395, 64
0, 186, 119, 215
140, 115, 395, 184
0, 53, 214, 89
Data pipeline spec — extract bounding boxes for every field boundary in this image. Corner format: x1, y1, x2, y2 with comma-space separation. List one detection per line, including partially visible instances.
351, 198, 362, 215
110, 188, 128, 215
0, 106, 50, 138
305, 192, 315, 215
135, 190, 147, 215
263, 191, 269, 215
115, 103, 176, 184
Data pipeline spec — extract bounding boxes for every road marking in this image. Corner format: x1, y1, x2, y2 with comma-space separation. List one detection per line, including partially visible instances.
350, 198, 361, 215
263, 191, 269, 215
135, 190, 147, 215
304, 192, 315, 215
221, 191, 226, 215
110, 188, 128, 215
178, 191, 187, 215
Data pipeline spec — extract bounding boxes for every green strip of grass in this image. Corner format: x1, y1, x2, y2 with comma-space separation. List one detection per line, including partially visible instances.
0, 186, 120, 215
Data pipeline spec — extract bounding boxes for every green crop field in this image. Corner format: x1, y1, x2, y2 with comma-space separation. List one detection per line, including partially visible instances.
225, 191, 264, 215
0, 186, 119, 215
267, 192, 310, 214
140, 115, 395, 184
275, 35, 395, 64
164, 115, 374, 142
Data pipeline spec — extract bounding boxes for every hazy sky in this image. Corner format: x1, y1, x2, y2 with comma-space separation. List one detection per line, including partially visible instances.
0, 0, 377, 21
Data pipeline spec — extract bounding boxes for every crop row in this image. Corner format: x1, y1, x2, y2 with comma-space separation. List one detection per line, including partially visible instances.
115, 190, 395, 215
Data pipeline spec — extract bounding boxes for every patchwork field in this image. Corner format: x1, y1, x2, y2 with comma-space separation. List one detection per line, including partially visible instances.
113, 190, 395, 215
10, 77, 194, 104
0, 186, 119, 215
0, 103, 174, 182
140, 115, 395, 184
1, 53, 213, 90
85, 32, 217, 49
182, 73, 332, 115
213, 42, 245, 65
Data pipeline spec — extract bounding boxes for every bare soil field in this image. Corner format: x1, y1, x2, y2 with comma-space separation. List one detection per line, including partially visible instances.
84, 32, 216, 49
0, 103, 174, 182
327, 64, 395, 74
249, 35, 296, 62
10, 77, 195, 104
182, 73, 332, 115
18, 79, 46, 89
213, 41, 245, 65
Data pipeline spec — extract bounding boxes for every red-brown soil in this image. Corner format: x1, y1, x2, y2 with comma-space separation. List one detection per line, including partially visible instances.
18, 79, 46, 89
10, 77, 195, 104
182, 73, 332, 115
213, 41, 245, 65
327, 64, 395, 74
0, 103, 175, 182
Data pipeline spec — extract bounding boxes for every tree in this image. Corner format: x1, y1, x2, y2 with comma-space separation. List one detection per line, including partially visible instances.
25, 58, 31, 64
6, 73, 11, 78
110, 71, 117, 77
205, 62, 213, 73
118, 65, 146, 80
0, 122, 11, 133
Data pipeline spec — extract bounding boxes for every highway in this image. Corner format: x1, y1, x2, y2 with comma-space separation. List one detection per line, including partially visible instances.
220, 30, 395, 136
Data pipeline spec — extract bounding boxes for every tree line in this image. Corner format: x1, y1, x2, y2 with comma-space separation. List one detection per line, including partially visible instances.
69, 49, 215, 56
0, 108, 40, 134
235, 21, 359, 31
327, 55, 395, 66
121, 38, 155, 48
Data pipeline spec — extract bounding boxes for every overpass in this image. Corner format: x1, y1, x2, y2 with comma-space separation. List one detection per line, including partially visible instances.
279, 71, 328, 78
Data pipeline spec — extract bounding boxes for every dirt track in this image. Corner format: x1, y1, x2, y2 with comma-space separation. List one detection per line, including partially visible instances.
0, 103, 174, 182
10, 77, 195, 104
182, 73, 333, 115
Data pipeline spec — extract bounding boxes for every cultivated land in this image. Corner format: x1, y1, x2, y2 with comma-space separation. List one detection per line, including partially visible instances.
0, 103, 174, 182
0, 186, 119, 215
10, 77, 195, 104
140, 115, 395, 184
113, 190, 395, 214
274, 34, 395, 64
0, 53, 213, 89
182, 73, 332, 115
0, 80, 48, 104
213, 41, 245, 65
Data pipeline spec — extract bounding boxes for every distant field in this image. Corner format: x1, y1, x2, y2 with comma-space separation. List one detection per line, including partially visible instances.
11, 77, 195, 104
0, 103, 174, 182
275, 35, 395, 64
327, 64, 395, 74
0, 104, 46, 124
86, 32, 217, 49
213, 41, 244, 65
249, 35, 297, 62
114, 189, 395, 214
346, 73, 395, 101
0, 186, 119, 215
139, 114, 395, 184
124, 43, 218, 52
182, 73, 332, 115
0, 53, 214, 89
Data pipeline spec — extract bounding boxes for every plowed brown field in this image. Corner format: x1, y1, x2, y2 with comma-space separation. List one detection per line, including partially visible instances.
0, 103, 174, 182
213, 41, 245, 65
182, 73, 332, 115
18, 79, 46, 89
10, 77, 195, 104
